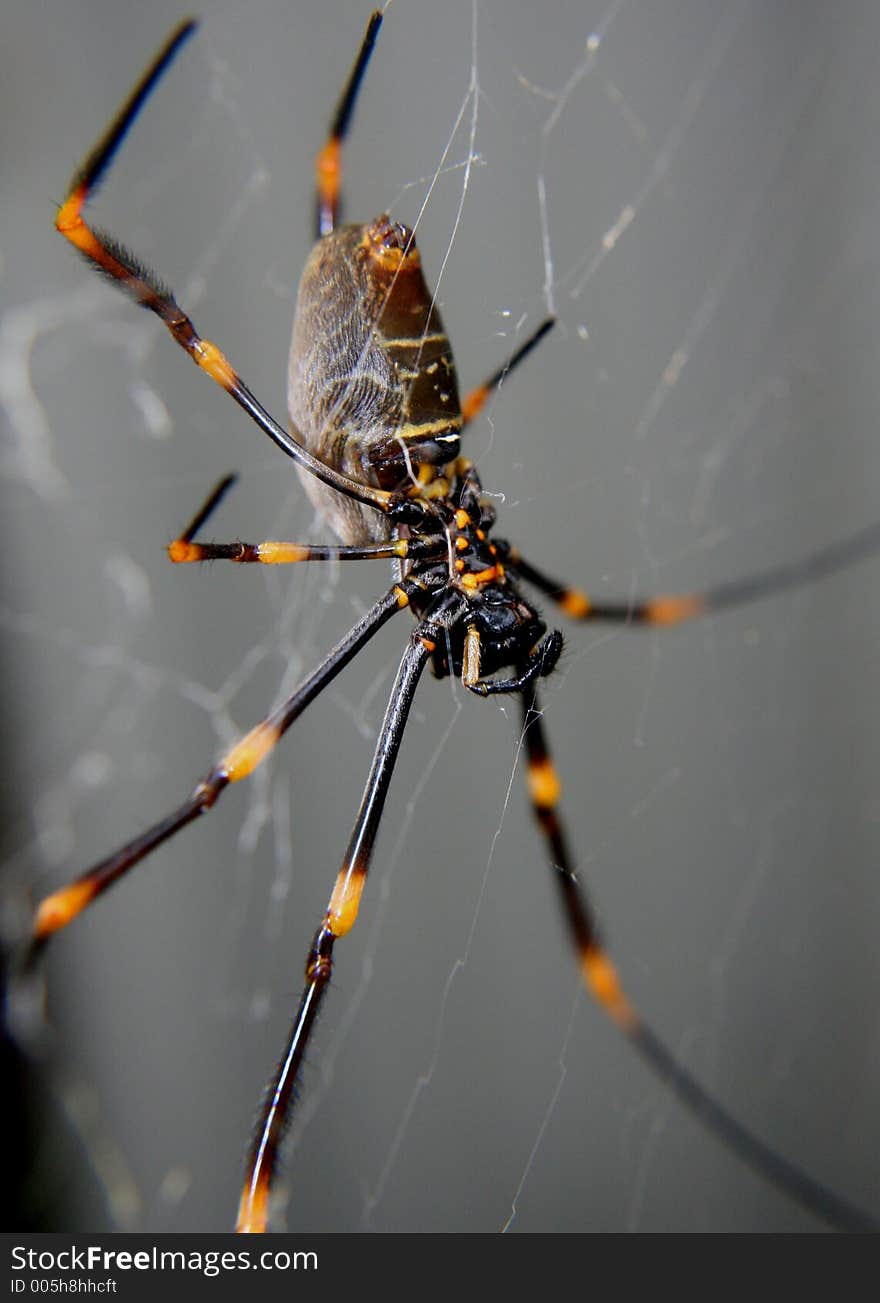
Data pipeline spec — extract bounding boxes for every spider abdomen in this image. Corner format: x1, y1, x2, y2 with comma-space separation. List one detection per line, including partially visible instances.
288, 216, 462, 544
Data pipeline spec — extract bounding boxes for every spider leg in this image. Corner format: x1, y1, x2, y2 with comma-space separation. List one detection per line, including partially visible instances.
504, 517, 880, 626
461, 318, 555, 427
27, 579, 423, 961
173, 472, 241, 543
518, 683, 877, 1233
315, 10, 384, 238
170, 537, 448, 565
55, 22, 403, 524
236, 626, 435, 1234
166, 474, 447, 565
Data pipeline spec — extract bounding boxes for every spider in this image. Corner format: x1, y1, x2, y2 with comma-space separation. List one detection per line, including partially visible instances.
26, 8, 880, 1232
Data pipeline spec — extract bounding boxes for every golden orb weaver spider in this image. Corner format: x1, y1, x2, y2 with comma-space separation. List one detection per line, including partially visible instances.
12, 0, 880, 1230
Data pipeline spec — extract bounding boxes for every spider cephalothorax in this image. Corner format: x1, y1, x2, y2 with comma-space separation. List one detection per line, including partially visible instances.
396, 466, 552, 684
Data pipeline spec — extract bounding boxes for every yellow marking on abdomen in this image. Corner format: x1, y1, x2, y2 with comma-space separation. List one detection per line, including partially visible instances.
382, 333, 448, 348
395, 418, 462, 441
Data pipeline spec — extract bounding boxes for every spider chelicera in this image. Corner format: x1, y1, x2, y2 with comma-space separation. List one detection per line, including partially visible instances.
30, 10, 880, 1232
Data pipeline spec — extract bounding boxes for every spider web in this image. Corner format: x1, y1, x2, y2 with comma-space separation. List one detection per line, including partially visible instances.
4, 0, 880, 1233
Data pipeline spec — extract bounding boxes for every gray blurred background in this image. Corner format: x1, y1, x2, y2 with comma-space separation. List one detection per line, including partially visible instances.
4, 0, 880, 1232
